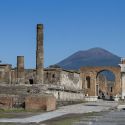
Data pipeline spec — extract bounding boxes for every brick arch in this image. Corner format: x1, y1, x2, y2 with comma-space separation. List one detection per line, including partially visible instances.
96, 69, 115, 80
80, 66, 121, 96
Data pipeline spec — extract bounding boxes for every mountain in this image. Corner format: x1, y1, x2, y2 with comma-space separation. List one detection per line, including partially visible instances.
56, 47, 121, 70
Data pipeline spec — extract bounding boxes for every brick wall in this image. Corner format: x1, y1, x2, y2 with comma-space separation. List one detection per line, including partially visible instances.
25, 94, 56, 111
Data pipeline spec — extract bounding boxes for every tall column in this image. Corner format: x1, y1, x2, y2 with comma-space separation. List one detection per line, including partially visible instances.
36, 24, 44, 84
17, 56, 25, 84
119, 58, 125, 99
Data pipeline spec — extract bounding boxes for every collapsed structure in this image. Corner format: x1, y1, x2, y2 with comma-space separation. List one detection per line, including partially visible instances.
0, 24, 84, 110
0, 24, 125, 110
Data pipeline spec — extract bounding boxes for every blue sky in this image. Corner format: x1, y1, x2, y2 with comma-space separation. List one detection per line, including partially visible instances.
0, 0, 125, 68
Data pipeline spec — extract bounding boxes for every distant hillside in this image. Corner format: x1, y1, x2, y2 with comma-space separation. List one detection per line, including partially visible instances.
56, 47, 121, 70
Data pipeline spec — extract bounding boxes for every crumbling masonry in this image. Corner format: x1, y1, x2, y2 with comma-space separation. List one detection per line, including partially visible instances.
0, 23, 124, 110
0, 24, 84, 110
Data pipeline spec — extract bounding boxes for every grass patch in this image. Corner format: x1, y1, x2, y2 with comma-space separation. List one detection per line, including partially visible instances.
0, 108, 45, 113
83, 111, 100, 117
0, 108, 25, 113
0, 108, 45, 118
0, 113, 16, 118
43, 111, 104, 125
0, 123, 17, 125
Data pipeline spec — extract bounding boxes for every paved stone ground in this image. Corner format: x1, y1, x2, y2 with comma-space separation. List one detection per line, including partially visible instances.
0, 100, 118, 124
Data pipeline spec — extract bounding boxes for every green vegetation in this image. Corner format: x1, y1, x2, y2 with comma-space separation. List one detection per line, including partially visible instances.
0, 123, 17, 125
43, 112, 102, 125
0, 108, 44, 119
0, 113, 15, 118
0, 108, 25, 113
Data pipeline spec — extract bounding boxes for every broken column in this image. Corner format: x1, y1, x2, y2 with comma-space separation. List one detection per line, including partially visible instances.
119, 58, 125, 99
36, 24, 44, 84
17, 56, 25, 84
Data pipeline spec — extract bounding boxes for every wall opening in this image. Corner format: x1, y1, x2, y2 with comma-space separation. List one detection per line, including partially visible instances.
46, 72, 49, 79
29, 79, 34, 84
86, 76, 90, 88
52, 74, 55, 78
97, 70, 115, 100
111, 87, 112, 92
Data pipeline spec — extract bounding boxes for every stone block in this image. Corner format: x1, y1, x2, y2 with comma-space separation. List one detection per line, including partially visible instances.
46, 95, 56, 111
0, 96, 13, 109
25, 94, 56, 111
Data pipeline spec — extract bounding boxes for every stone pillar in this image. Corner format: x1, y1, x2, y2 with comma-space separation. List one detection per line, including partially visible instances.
8, 65, 12, 84
36, 24, 44, 84
11, 69, 16, 84
17, 56, 25, 84
119, 58, 125, 99
7, 65, 12, 84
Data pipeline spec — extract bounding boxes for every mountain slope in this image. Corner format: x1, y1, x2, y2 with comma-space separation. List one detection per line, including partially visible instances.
57, 47, 121, 70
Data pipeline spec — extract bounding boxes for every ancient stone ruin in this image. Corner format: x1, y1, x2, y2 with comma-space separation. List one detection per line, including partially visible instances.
0, 23, 125, 111
0, 24, 84, 111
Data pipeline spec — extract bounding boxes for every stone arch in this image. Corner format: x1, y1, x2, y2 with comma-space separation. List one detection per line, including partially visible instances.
80, 66, 121, 97
96, 69, 116, 99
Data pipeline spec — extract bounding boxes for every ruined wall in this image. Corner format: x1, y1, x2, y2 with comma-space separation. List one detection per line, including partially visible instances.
60, 70, 82, 91
25, 94, 56, 111
44, 68, 61, 85
46, 90, 84, 101
0, 85, 55, 110
0, 94, 25, 109
80, 71, 97, 96
0, 95, 13, 109
0, 65, 11, 84
25, 69, 36, 84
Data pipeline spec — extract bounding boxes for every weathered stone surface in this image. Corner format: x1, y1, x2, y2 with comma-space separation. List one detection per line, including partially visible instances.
46, 90, 84, 101
60, 70, 82, 90
25, 94, 56, 111
0, 95, 13, 109
80, 66, 121, 97
0, 64, 12, 84
17, 56, 25, 84
36, 24, 44, 84
0, 23, 86, 110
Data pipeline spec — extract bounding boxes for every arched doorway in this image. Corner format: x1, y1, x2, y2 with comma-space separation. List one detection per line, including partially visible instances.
96, 70, 115, 100
80, 66, 121, 99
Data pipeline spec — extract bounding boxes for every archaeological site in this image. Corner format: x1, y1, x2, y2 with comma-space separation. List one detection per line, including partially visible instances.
0, 24, 125, 111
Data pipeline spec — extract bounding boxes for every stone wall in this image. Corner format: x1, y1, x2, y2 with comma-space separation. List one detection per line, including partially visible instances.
44, 68, 61, 85
0, 95, 13, 109
0, 64, 11, 84
25, 94, 56, 111
80, 66, 121, 96
60, 70, 82, 91
46, 90, 84, 101
25, 69, 36, 84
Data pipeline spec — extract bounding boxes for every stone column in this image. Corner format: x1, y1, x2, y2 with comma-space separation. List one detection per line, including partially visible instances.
119, 58, 125, 99
17, 56, 25, 84
8, 65, 12, 84
11, 69, 15, 84
36, 24, 44, 84
6, 64, 12, 84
